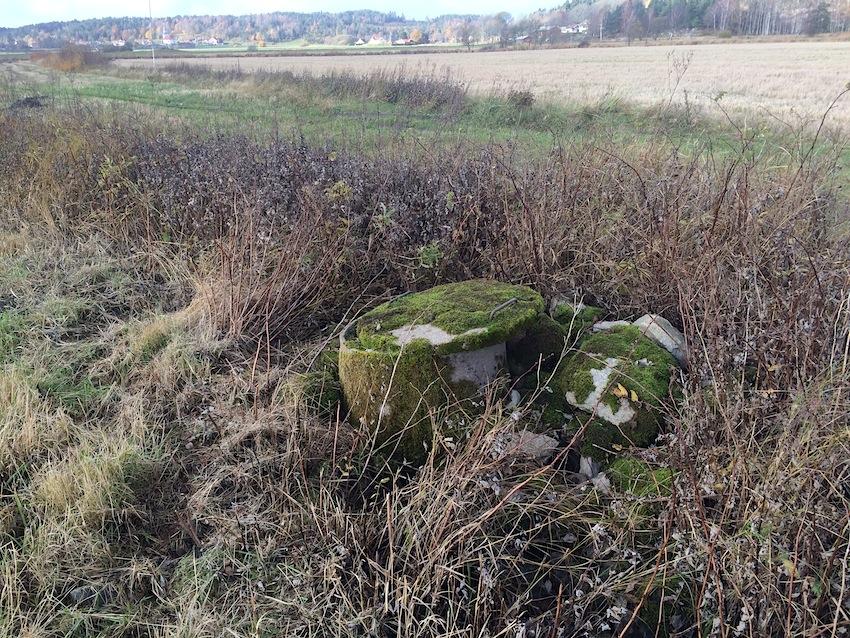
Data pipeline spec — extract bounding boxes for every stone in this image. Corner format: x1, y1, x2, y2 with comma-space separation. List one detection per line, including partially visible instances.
592, 320, 631, 332
68, 584, 116, 608
506, 313, 568, 377
493, 430, 560, 463
633, 314, 688, 368
339, 280, 546, 464
555, 325, 678, 460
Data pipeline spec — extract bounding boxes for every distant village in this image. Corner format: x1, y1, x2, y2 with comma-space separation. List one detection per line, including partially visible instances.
7, 20, 592, 52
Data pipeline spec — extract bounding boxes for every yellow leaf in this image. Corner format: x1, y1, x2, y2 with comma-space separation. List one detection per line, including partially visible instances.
630, 390, 639, 402
612, 383, 628, 398
783, 559, 797, 577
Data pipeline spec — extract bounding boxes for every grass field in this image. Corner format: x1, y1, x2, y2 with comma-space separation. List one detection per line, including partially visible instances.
0, 60, 756, 156
1, 47, 849, 637
116, 41, 850, 130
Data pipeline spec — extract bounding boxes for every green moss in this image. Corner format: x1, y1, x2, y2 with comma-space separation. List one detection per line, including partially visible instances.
507, 313, 568, 377
339, 337, 462, 464
564, 414, 624, 459
551, 302, 604, 339
352, 280, 544, 355
556, 327, 678, 460
608, 457, 673, 497
539, 390, 571, 428
340, 280, 549, 464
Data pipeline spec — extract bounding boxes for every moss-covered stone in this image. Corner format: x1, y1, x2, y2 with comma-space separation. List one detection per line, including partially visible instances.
563, 413, 625, 459
539, 390, 571, 428
339, 336, 462, 464
352, 279, 544, 355
507, 313, 568, 377
340, 280, 546, 464
551, 301, 604, 341
555, 326, 677, 460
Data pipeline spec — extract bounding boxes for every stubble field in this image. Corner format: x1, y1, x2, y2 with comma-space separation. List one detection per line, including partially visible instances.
117, 41, 850, 128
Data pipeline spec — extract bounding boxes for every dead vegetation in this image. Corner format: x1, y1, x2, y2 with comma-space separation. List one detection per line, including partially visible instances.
116, 42, 850, 131
0, 78, 848, 638
30, 45, 107, 73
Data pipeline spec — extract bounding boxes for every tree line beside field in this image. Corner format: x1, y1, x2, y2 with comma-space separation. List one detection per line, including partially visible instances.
1, 0, 848, 51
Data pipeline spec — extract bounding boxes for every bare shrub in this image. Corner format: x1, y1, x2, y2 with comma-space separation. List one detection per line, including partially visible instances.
31, 45, 106, 73
152, 62, 469, 115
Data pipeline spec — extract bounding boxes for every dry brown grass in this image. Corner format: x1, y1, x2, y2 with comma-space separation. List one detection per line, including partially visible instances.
31, 46, 106, 73
117, 41, 850, 130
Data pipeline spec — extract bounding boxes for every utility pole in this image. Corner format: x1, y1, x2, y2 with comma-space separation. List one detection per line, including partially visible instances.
148, 0, 156, 69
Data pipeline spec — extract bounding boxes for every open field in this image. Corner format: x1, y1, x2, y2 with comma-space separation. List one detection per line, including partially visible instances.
1, 48, 849, 637
117, 41, 850, 130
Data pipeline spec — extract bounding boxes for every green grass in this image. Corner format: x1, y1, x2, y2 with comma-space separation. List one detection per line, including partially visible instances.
10, 59, 849, 181
31, 64, 749, 157
0, 310, 28, 363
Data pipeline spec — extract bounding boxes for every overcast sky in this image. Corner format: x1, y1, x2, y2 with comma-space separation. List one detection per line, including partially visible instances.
1, 1, 550, 28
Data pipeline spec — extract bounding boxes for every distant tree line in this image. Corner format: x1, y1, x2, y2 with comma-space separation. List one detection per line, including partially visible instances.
0, 1, 847, 51
549, 0, 849, 39
0, 11, 486, 49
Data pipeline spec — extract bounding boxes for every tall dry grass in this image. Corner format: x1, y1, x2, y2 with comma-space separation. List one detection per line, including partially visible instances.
116, 42, 850, 131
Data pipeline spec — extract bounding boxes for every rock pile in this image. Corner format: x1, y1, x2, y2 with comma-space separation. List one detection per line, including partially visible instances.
329, 279, 688, 467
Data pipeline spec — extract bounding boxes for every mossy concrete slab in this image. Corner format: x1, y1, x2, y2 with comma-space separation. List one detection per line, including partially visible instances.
506, 313, 568, 377
556, 325, 677, 460
339, 280, 545, 464
550, 300, 604, 338
353, 280, 545, 356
